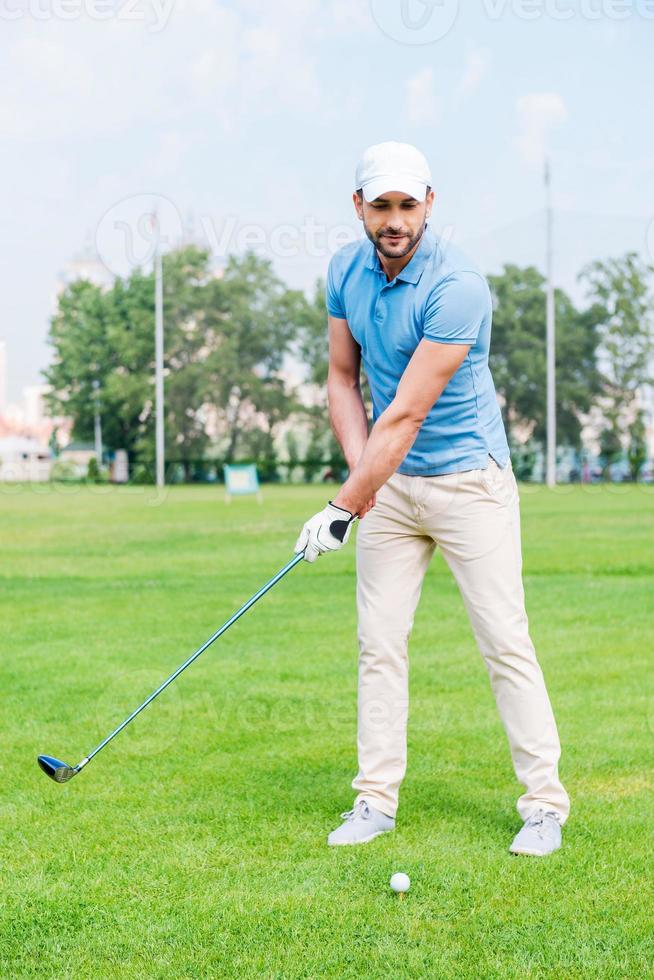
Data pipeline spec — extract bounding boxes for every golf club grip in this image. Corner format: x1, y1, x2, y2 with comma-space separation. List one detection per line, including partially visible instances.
85, 552, 305, 763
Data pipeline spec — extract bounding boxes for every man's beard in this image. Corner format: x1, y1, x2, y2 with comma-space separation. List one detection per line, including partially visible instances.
364, 219, 427, 259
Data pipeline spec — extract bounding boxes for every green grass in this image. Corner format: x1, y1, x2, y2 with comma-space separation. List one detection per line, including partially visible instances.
1, 480, 653, 978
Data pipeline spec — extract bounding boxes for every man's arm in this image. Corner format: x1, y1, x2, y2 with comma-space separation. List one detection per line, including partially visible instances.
327, 315, 376, 517
332, 339, 471, 516
328, 314, 368, 469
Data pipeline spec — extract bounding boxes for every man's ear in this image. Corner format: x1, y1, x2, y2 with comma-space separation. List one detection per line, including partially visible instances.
353, 191, 364, 220
425, 189, 435, 218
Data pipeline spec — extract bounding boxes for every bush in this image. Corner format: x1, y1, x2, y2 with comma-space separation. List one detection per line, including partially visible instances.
511, 445, 537, 482
86, 457, 103, 483
50, 460, 82, 483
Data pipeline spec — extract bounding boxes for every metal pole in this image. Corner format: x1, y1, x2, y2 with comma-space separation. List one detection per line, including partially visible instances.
545, 159, 556, 487
154, 215, 165, 488
92, 378, 102, 466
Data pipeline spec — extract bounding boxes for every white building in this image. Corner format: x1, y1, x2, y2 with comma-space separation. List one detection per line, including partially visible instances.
0, 436, 52, 482
23, 384, 51, 430
55, 235, 114, 300
0, 341, 6, 416
59, 441, 96, 477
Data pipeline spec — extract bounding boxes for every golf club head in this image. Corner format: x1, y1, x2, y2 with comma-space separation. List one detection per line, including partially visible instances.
37, 755, 78, 783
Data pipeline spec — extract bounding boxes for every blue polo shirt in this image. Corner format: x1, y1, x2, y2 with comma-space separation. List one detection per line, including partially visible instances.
326, 225, 510, 476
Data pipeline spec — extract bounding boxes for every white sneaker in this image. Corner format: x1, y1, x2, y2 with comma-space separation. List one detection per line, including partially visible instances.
509, 808, 563, 856
327, 799, 395, 846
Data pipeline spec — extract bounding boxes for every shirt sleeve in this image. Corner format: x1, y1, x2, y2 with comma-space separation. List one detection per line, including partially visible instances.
422, 271, 490, 345
326, 257, 346, 319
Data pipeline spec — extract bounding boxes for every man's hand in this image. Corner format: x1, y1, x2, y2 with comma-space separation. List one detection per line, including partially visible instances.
358, 492, 376, 518
294, 501, 358, 563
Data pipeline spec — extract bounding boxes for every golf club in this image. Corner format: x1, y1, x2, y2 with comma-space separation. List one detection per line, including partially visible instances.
38, 551, 305, 784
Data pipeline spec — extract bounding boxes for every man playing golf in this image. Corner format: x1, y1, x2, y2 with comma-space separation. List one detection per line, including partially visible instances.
294, 141, 570, 857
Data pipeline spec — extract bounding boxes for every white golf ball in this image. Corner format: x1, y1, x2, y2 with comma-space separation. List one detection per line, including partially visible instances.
390, 872, 410, 894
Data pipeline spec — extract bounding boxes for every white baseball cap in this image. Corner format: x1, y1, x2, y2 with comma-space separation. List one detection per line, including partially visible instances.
355, 141, 432, 203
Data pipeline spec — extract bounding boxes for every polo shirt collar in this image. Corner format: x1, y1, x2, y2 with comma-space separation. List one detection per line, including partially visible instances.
364, 225, 436, 284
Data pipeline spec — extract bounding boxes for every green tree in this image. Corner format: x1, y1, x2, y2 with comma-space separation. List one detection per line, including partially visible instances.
295, 279, 343, 479
141, 246, 214, 476
488, 265, 604, 450
100, 268, 163, 466
51, 247, 215, 476
86, 456, 101, 483
200, 252, 305, 464
627, 409, 648, 481
579, 252, 654, 456
45, 279, 128, 451
598, 425, 623, 478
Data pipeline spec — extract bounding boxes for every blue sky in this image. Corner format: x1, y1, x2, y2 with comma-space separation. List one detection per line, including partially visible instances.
2, 0, 653, 400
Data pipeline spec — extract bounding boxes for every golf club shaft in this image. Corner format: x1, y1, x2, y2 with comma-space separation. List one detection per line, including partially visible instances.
78, 552, 305, 770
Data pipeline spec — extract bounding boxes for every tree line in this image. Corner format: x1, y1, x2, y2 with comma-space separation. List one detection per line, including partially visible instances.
45, 244, 654, 482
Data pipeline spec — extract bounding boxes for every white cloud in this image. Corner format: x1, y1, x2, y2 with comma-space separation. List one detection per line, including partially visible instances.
404, 45, 489, 128
0, 0, 338, 144
515, 92, 568, 165
238, 4, 325, 114
0, 24, 177, 141
457, 43, 491, 100
327, 0, 376, 32
405, 68, 442, 127
153, 130, 187, 178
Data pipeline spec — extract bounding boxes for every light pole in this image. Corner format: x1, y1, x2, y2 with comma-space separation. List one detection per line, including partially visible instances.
153, 213, 165, 489
544, 158, 556, 487
92, 378, 102, 466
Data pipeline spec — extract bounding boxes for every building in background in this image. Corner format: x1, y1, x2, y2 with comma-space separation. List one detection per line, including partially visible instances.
54, 234, 114, 299
0, 239, 108, 465
0, 341, 6, 417
0, 343, 71, 462
23, 384, 51, 431
0, 435, 52, 482
58, 442, 96, 477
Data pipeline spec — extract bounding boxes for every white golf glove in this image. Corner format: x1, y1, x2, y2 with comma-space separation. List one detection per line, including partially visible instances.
294, 501, 358, 563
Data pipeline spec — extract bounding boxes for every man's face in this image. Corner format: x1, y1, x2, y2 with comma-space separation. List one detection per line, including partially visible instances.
353, 189, 435, 259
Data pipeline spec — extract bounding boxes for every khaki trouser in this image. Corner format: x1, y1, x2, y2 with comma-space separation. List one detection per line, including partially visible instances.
352, 454, 570, 826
